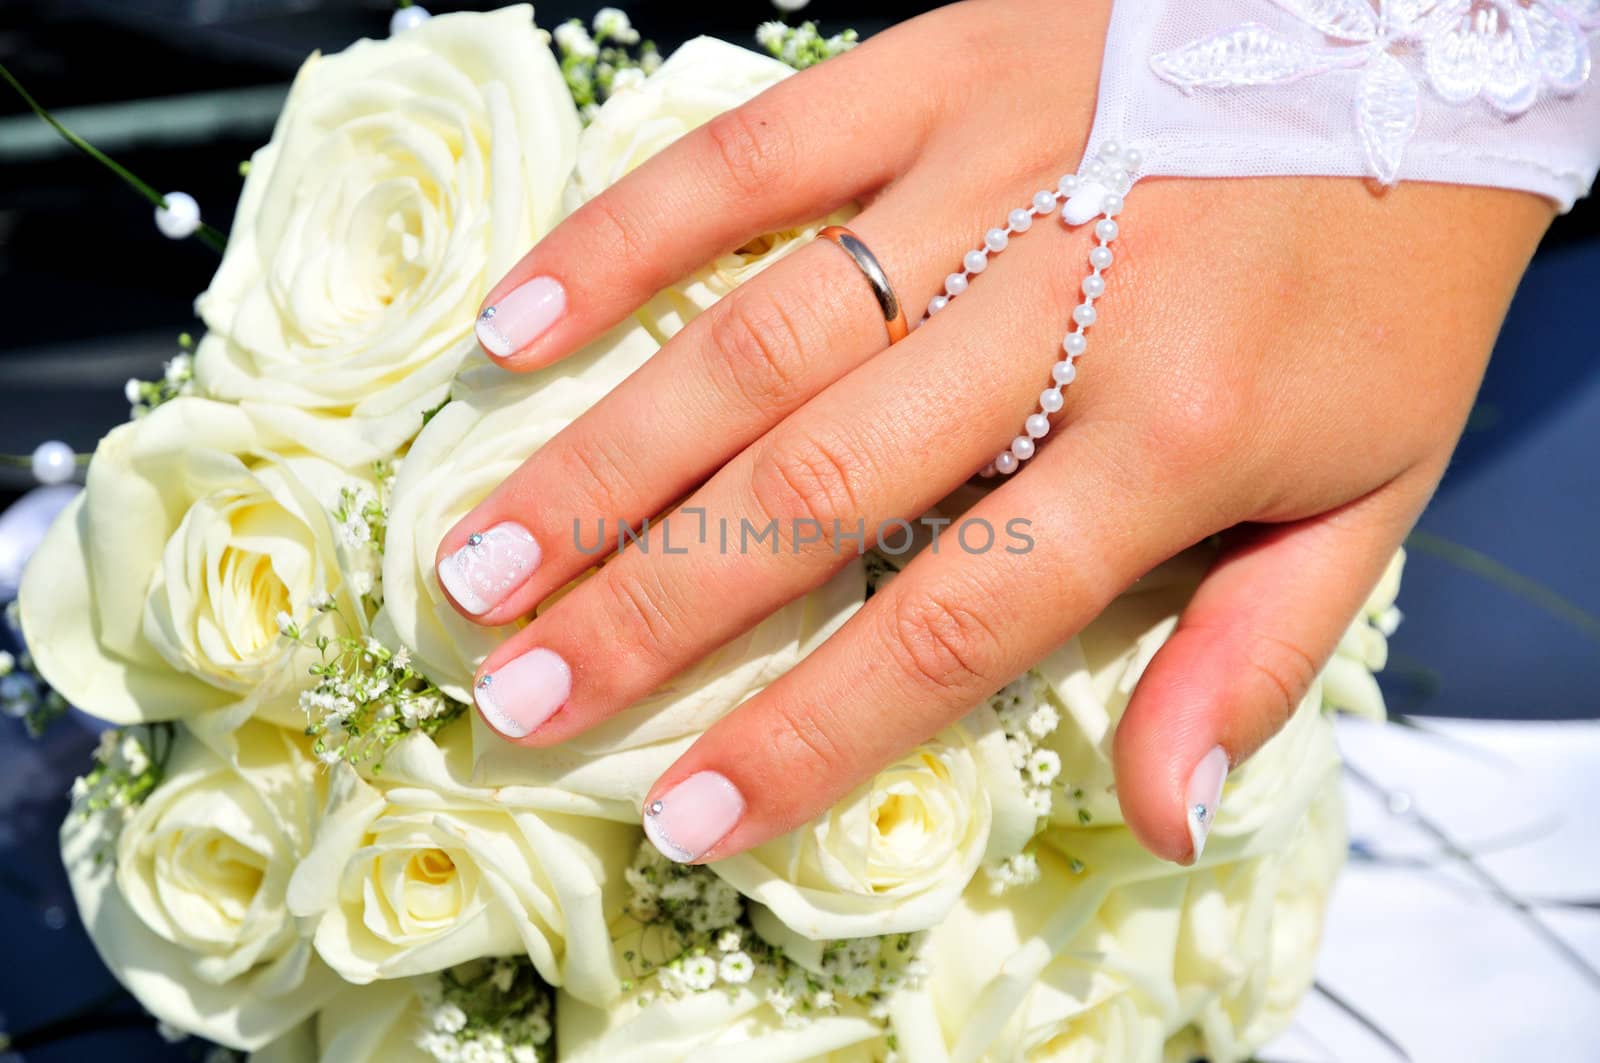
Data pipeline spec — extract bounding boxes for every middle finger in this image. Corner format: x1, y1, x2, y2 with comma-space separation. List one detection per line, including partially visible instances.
466, 203, 1093, 743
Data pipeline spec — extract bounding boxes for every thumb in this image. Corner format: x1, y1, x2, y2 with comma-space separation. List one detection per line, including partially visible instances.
1112, 485, 1420, 864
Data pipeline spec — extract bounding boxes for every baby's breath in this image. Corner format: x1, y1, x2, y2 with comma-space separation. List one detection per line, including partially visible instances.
756, 20, 859, 70
552, 9, 661, 123
70, 723, 175, 847
332, 459, 398, 611
618, 841, 925, 1027
125, 333, 197, 418
416, 957, 554, 1063
284, 600, 464, 770
0, 614, 68, 738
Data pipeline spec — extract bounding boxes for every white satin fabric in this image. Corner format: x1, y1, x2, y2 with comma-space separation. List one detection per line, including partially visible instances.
1085, 0, 1600, 210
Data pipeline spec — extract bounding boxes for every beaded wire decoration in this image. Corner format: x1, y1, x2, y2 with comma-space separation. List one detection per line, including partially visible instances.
920, 141, 1141, 477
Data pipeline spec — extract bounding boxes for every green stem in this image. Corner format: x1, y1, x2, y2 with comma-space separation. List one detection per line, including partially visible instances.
0, 60, 227, 254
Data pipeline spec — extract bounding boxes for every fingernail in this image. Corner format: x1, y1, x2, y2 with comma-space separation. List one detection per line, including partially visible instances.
643, 771, 745, 863
438, 522, 541, 616
476, 276, 565, 359
473, 648, 571, 739
1186, 745, 1229, 863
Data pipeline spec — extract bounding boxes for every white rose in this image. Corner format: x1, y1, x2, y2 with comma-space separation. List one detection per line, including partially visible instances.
19, 398, 364, 729
1179, 773, 1348, 1063
1323, 548, 1405, 719
557, 980, 883, 1063
61, 721, 342, 1050
380, 325, 865, 814
891, 845, 1172, 1063
195, 5, 579, 465
891, 682, 1348, 1061
713, 707, 1036, 939
569, 35, 857, 343
285, 722, 636, 1004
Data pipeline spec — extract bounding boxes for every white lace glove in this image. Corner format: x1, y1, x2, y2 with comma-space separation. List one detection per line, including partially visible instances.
1089, 0, 1600, 208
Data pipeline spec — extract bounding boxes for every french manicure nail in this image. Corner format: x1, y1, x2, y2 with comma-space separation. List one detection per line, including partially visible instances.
438, 522, 541, 616
1186, 745, 1229, 863
476, 276, 566, 358
643, 771, 746, 863
473, 648, 571, 739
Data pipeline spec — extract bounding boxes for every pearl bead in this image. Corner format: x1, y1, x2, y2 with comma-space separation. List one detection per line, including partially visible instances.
1040, 387, 1065, 412
1033, 190, 1057, 215
1124, 149, 1143, 169
1073, 303, 1097, 328
154, 192, 201, 240
1101, 140, 1121, 158
1089, 246, 1114, 270
31, 440, 76, 485
1063, 332, 1087, 357
1102, 194, 1124, 217
1025, 414, 1050, 439
1008, 208, 1033, 233
985, 227, 1009, 253
1082, 274, 1106, 299
928, 295, 949, 316
1096, 219, 1120, 241
964, 249, 988, 274
1011, 437, 1036, 461
390, 4, 432, 33
1052, 360, 1078, 385
1112, 171, 1133, 193
1057, 173, 1080, 196
978, 464, 997, 479
995, 451, 1020, 475
1085, 158, 1107, 179
945, 273, 969, 297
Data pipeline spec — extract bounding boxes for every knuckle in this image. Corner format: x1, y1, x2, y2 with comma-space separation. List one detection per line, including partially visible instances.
750, 428, 869, 534
762, 701, 849, 780
552, 432, 640, 523
596, 566, 680, 669
703, 105, 794, 200
583, 197, 657, 282
1136, 376, 1250, 482
1240, 632, 1321, 729
707, 288, 813, 415
885, 591, 1000, 695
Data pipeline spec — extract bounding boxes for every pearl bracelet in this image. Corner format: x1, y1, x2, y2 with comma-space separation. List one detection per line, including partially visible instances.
919, 140, 1140, 477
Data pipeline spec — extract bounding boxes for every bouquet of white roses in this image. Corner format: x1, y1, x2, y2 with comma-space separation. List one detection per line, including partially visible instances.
16, 7, 1401, 1061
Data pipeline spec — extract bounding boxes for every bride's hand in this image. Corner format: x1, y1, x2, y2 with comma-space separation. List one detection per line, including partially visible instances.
434, 0, 1550, 863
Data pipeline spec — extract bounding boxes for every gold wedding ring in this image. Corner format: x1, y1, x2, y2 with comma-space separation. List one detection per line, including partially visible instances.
817, 225, 909, 344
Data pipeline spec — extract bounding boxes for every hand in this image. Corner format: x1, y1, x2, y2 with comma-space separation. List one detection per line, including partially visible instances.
434, 0, 1551, 864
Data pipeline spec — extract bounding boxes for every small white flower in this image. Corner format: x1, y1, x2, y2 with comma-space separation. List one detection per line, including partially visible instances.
680, 954, 718, 991
511, 1047, 538, 1063
392, 646, 412, 670
125, 378, 144, 405
275, 611, 297, 637
554, 20, 598, 59
432, 1001, 468, 1034
716, 928, 742, 952
756, 22, 787, 49
811, 988, 834, 1009
719, 951, 755, 984
1026, 703, 1060, 739
592, 7, 639, 44
1027, 748, 1062, 786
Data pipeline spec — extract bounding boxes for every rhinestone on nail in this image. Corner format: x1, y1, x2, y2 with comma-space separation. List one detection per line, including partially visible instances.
648, 800, 664, 816
1192, 803, 1210, 823
467, 532, 484, 546
477, 674, 492, 688
479, 306, 496, 321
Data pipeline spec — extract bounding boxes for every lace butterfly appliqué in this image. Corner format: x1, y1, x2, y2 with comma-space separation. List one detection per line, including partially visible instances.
1151, 0, 1599, 183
